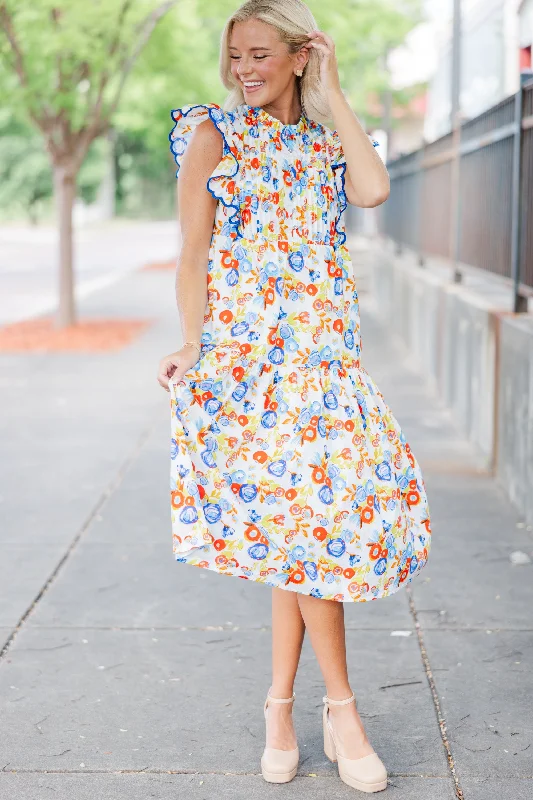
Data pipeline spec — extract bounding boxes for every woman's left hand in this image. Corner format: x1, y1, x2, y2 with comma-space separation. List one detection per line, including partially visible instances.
305, 30, 342, 97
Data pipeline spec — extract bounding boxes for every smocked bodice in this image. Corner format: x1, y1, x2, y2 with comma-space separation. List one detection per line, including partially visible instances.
169, 102, 358, 250
220, 105, 345, 247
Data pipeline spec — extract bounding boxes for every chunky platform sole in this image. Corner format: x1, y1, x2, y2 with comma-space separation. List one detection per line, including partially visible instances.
260, 760, 298, 783
261, 690, 299, 784
323, 697, 388, 793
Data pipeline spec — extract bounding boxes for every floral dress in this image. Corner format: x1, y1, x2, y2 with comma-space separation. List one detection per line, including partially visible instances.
168, 102, 431, 603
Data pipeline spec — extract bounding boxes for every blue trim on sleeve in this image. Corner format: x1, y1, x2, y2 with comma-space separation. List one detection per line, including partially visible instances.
169, 104, 241, 239
332, 162, 348, 247
331, 137, 379, 246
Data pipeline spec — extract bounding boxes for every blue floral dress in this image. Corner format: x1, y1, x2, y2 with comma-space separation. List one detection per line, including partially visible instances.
168, 102, 431, 602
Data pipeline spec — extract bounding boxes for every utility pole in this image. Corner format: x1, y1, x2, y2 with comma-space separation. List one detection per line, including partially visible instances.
449, 0, 462, 283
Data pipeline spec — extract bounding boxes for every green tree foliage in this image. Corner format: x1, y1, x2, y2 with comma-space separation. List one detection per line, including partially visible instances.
311, 0, 423, 120
0, 109, 108, 222
0, 111, 52, 223
0, 0, 179, 326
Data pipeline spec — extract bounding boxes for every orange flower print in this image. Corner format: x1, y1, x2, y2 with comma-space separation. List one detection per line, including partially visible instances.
168, 102, 431, 602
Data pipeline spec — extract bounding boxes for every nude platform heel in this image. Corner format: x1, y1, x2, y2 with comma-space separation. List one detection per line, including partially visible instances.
323, 694, 388, 793
260, 690, 299, 783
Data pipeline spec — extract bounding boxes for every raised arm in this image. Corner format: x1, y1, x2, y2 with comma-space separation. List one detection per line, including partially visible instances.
328, 91, 389, 208
158, 119, 222, 391
306, 30, 390, 209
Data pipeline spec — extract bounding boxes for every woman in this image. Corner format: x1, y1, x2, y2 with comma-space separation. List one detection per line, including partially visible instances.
158, 0, 431, 792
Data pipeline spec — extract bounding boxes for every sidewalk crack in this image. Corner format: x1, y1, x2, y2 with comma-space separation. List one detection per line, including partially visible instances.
0, 421, 157, 664
406, 586, 465, 800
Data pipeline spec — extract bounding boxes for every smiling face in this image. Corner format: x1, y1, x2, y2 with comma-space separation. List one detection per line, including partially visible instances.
229, 18, 308, 110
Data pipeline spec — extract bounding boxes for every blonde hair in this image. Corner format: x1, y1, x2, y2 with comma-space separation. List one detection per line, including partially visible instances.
219, 0, 331, 124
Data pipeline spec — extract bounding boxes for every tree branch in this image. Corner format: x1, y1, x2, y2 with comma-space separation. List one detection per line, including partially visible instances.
0, 4, 52, 130
108, 0, 134, 59
0, 3, 27, 86
74, 0, 156, 151
75, 0, 178, 153
105, 0, 179, 121
51, 7, 66, 96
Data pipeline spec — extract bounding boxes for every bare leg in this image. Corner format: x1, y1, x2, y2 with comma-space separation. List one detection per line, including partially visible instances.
266, 588, 305, 750
296, 593, 376, 759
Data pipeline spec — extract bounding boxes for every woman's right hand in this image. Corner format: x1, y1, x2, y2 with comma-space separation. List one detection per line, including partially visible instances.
157, 343, 201, 392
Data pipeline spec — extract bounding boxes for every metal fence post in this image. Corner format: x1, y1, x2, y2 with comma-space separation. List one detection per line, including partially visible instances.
510, 75, 528, 313
417, 145, 425, 266
395, 173, 403, 256
450, 0, 463, 283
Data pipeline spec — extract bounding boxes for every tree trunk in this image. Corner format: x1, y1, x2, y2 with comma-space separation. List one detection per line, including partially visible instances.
53, 162, 77, 328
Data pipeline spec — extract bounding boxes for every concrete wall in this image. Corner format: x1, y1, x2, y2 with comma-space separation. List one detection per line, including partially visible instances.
368, 243, 533, 502
438, 288, 499, 467
497, 315, 533, 523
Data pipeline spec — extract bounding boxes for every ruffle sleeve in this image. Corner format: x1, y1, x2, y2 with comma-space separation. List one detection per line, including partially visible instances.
169, 103, 241, 225
327, 128, 379, 246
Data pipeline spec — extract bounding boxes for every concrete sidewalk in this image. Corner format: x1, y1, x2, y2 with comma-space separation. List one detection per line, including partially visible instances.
0, 239, 532, 799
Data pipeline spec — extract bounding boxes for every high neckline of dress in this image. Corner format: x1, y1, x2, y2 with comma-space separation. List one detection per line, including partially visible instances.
244, 103, 307, 134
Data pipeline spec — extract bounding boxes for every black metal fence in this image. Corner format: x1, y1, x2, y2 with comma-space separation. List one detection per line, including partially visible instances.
378, 76, 533, 307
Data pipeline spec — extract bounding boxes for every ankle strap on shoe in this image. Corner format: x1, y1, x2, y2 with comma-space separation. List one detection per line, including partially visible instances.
323, 693, 355, 706
267, 690, 295, 704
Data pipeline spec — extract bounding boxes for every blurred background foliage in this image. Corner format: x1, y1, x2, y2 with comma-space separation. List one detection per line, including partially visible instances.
0, 0, 421, 224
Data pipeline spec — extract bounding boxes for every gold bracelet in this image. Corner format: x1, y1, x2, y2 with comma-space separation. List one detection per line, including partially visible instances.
183, 340, 202, 355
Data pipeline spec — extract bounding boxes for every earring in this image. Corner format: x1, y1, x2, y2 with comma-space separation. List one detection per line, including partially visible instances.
295, 69, 303, 77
